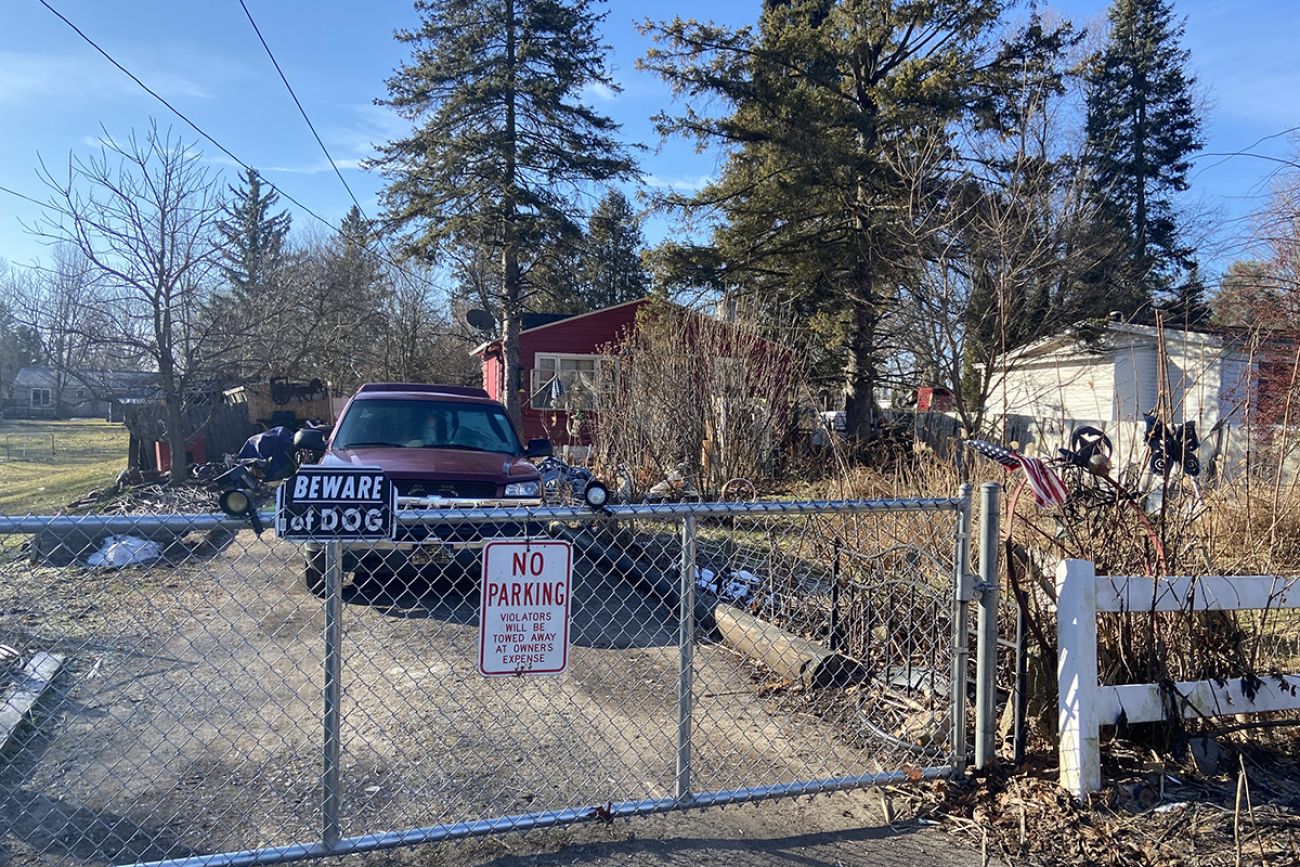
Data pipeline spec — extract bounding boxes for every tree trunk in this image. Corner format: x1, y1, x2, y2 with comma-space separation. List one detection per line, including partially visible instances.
164, 396, 189, 485
844, 61, 880, 443
844, 186, 878, 441
843, 297, 877, 441
498, 0, 524, 430
500, 265, 523, 426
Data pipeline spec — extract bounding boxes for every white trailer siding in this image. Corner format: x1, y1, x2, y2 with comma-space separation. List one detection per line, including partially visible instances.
986, 351, 1114, 423
985, 323, 1255, 465
1111, 339, 1159, 422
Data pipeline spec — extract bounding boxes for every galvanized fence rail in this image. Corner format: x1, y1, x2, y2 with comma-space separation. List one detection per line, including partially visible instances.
0, 491, 993, 866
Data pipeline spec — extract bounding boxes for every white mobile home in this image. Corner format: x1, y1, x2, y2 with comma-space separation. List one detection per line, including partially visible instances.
984, 321, 1255, 463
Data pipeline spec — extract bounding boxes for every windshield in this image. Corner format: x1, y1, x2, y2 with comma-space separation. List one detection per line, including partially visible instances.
333, 398, 522, 454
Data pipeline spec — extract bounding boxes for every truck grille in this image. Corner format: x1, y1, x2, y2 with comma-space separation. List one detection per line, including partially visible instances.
394, 480, 499, 499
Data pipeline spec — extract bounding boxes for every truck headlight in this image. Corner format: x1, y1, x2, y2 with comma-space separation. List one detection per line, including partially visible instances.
505, 481, 540, 497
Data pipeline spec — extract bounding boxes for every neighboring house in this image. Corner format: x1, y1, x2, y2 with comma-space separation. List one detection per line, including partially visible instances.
984, 320, 1260, 464
472, 299, 649, 444
4, 367, 157, 420
471, 296, 796, 452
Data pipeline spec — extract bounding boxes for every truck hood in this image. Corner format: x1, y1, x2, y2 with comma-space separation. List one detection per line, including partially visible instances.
321, 446, 538, 481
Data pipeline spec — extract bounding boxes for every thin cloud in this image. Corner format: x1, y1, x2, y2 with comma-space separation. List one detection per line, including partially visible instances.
263, 158, 364, 175
582, 81, 617, 103
205, 155, 363, 176
0, 52, 212, 104
645, 173, 713, 193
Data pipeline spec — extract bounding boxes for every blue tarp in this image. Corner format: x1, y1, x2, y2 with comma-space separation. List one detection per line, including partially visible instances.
236, 426, 298, 480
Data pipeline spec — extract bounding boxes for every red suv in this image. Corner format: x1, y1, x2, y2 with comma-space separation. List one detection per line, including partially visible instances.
297, 384, 550, 592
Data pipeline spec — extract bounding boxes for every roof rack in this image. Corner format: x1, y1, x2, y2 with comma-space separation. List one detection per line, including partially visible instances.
356, 383, 490, 399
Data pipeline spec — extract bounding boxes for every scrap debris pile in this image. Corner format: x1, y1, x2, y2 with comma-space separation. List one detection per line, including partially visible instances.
40, 428, 309, 569
66, 480, 220, 516
902, 744, 1300, 867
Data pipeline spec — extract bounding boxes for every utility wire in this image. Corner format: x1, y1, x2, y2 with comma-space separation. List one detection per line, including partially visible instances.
234, 0, 367, 219
33, 0, 354, 235
34, 0, 427, 268
0, 184, 47, 208
35, 0, 448, 304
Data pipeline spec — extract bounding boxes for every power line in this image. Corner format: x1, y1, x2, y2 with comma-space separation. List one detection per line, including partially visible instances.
234, 0, 367, 218
0, 184, 47, 209
35, 0, 375, 245
34, 0, 445, 298
1190, 124, 1300, 180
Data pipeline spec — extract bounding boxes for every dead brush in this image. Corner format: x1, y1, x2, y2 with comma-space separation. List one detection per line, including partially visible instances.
589, 297, 810, 496
804, 427, 1300, 752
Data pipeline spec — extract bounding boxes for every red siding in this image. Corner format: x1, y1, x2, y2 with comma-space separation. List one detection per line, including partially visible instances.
481, 351, 503, 402
475, 299, 790, 447
476, 299, 649, 445
519, 299, 646, 443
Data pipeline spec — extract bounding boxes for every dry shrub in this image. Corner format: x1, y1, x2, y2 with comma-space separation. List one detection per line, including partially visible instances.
591, 298, 806, 494
799, 438, 1300, 746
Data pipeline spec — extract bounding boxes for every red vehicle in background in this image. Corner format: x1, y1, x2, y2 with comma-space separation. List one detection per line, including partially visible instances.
294, 384, 551, 593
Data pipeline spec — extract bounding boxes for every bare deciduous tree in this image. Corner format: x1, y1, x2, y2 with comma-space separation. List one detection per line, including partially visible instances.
37, 126, 232, 482
592, 299, 804, 493
885, 22, 1116, 436
8, 244, 103, 412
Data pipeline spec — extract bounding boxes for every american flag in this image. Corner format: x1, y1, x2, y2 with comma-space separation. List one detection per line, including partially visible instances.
965, 439, 1020, 468
964, 439, 1069, 509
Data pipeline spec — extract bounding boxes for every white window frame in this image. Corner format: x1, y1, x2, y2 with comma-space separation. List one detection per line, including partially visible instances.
31, 388, 52, 407
531, 352, 609, 411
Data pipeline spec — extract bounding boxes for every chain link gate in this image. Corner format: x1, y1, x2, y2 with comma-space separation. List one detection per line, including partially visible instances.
0, 490, 979, 865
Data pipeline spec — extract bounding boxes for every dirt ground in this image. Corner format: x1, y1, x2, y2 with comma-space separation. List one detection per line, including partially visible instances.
0, 527, 981, 866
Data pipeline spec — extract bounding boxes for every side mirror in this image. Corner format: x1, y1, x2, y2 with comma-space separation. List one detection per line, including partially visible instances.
524, 438, 554, 458
294, 427, 328, 452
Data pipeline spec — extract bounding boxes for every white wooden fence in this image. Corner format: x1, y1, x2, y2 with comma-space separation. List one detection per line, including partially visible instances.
1056, 559, 1300, 799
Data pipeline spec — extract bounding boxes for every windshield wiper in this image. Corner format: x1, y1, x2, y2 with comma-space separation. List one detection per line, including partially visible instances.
338, 441, 406, 449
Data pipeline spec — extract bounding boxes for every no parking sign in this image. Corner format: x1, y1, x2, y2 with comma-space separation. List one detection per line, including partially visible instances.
478, 541, 573, 676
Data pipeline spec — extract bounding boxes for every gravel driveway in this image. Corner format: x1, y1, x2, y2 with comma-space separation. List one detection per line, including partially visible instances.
0, 526, 977, 866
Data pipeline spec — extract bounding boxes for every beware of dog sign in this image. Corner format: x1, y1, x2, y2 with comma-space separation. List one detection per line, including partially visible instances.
276, 465, 396, 542
478, 540, 573, 676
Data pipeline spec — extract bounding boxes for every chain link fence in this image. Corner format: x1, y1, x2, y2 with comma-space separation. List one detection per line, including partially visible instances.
0, 493, 977, 866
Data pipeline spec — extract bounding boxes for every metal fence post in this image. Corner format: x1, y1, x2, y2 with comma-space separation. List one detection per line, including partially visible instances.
676, 514, 697, 802
950, 484, 973, 775
974, 482, 1000, 770
322, 541, 344, 848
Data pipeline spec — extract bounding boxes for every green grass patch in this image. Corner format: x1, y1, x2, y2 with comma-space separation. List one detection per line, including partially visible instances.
0, 419, 129, 515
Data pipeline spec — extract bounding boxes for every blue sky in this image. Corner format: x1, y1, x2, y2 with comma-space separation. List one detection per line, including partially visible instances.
1, 0, 1297, 279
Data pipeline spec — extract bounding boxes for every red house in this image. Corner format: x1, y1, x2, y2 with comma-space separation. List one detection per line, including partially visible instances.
472, 298, 650, 445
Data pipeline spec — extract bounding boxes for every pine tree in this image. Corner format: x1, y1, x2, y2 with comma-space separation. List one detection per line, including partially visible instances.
580, 189, 648, 310
210, 167, 293, 378
642, 0, 1054, 438
1084, 0, 1203, 305
216, 167, 292, 300
372, 0, 636, 425
309, 206, 390, 389
1160, 263, 1210, 328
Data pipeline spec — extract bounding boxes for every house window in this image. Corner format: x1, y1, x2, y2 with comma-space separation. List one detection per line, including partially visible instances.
530, 353, 608, 411
31, 388, 52, 407
77, 389, 87, 399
